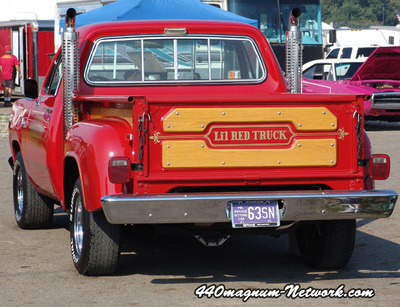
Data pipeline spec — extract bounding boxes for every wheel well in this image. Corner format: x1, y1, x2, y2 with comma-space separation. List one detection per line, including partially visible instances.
64, 157, 79, 211
12, 141, 21, 157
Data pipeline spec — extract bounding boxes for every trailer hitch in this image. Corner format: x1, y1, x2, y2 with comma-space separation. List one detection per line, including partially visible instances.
194, 235, 231, 247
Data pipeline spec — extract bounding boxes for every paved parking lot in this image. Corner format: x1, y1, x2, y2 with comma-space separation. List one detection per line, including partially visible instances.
0, 106, 10, 139
0, 118, 399, 306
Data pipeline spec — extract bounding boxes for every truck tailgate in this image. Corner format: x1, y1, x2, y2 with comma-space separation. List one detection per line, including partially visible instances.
133, 93, 364, 194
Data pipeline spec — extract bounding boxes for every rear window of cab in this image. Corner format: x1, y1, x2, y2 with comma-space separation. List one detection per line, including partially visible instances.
84, 35, 266, 84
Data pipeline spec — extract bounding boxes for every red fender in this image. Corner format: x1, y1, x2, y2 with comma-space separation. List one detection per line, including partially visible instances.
65, 117, 133, 212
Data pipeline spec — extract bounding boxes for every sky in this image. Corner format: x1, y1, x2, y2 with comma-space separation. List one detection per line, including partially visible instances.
0, 0, 77, 21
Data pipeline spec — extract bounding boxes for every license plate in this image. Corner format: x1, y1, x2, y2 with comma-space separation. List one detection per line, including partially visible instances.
230, 201, 280, 228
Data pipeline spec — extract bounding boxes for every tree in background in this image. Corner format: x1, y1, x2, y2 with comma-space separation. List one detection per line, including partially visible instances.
321, 0, 400, 28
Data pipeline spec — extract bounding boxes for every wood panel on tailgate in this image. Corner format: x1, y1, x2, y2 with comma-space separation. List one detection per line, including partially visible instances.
153, 107, 343, 169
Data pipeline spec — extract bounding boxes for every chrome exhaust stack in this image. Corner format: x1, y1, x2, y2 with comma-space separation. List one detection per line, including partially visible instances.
285, 8, 303, 93
62, 8, 79, 139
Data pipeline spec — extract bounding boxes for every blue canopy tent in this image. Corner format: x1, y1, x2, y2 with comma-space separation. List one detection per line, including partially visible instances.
71, 0, 258, 29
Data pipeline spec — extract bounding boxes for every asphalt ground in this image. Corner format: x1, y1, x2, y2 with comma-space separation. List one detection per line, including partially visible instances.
0, 104, 11, 139
0, 105, 399, 306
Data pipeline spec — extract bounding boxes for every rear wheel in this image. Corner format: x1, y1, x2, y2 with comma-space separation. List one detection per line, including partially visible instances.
13, 152, 54, 229
70, 177, 121, 275
296, 220, 356, 269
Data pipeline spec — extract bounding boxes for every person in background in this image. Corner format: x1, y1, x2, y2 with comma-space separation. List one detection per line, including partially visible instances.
0, 45, 22, 107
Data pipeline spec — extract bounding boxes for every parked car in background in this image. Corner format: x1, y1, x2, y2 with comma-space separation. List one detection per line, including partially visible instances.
303, 46, 400, 120
303, 58, 365, 81
325, 45, 378, 60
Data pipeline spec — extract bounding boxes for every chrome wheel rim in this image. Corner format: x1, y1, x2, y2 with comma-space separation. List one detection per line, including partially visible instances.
15, 166, 24, 221
73, 192, 84, 258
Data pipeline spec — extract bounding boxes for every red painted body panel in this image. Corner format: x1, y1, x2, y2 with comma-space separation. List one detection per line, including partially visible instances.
65, 118, 132, 211
0, 27, 12, 93
0, 28, 11, 54
9, 91, 64, 199
37, 31, 54, 77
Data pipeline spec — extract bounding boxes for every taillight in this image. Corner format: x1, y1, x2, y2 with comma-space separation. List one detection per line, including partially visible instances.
108, 157, 131, 183
369, 154, 390, 180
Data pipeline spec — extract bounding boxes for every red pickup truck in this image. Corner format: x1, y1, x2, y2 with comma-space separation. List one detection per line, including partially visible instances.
8, 10, 398, 275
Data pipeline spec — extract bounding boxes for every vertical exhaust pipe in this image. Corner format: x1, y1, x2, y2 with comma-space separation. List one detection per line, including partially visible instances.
285, 8, 303, 93
62, 8, 79, 140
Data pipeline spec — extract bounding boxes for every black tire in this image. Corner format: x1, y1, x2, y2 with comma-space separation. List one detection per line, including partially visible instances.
13, 152, 54, 229
70, 177, 121, 275
296, 220, 356, 269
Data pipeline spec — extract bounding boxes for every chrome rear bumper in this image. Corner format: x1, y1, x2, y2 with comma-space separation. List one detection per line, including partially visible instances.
100, 190, 397, 224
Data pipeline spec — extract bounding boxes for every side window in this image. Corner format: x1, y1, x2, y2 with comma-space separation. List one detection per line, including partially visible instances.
341, 48, 352, 59
335, 62, 362, 80
335, 63, 352, 80
326, 48, 339, 59
326, 65, 335, 80
43, 56, 62, 95
303, 64, 326, 80
303, 65, 317, 79
356, 47, 376, 58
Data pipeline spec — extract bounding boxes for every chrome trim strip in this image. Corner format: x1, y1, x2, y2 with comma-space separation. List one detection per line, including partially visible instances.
371, 92, 400, 110
100, 190, 397, 224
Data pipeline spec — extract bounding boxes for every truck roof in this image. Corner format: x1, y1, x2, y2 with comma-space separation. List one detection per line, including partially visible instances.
76, 19, 262, 39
